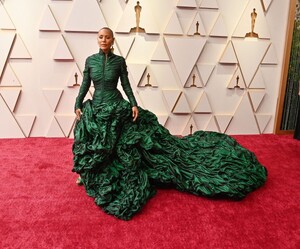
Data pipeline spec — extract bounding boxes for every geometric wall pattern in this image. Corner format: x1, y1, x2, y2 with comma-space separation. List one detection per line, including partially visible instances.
0, 0, 289, 137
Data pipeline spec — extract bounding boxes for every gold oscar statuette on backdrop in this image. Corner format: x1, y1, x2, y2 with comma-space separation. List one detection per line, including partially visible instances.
245, 8, 259, 38
145, 73, 152, 87
234, 75, 240, 89
190, 74, 197, 87
190, 124, 193, 135
130, 1, 146, 33
73, 72, 80, 86
194, 21, 200, 35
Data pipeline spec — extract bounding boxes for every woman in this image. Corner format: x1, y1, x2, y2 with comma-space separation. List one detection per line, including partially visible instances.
72, 27, 267, 220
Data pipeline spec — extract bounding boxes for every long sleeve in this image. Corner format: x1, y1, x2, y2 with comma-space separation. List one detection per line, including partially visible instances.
75, 58, 91, 111
120, 57, 137, 107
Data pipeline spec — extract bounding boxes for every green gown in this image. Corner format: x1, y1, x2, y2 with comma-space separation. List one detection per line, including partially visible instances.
72, 49, 267, 220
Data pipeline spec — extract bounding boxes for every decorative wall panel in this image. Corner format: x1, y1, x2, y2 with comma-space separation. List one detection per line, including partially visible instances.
0, 0, 291, 137
64, 0, 107, 32
0, 63, 21, 86
39, 5, 60, 31
10, 34, 32, 59
199, 0, 219, 9
0, 2, 15, 30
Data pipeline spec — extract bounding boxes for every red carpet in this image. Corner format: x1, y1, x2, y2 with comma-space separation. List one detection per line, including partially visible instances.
0, 135, 299, 249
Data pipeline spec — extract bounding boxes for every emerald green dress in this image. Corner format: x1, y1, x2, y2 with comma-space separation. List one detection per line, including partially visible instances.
72, 49, 267, 220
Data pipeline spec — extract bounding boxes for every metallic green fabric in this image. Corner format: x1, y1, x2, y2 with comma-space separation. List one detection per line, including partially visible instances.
75, 49, 137, 111
281, 20, 300, 130
72, 50, 267, 220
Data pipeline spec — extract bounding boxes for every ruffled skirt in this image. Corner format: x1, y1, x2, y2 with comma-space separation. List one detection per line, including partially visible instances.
72, 99, 267, 220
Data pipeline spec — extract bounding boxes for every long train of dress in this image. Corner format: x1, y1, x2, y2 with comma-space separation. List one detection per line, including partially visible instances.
72, 98, 267, 220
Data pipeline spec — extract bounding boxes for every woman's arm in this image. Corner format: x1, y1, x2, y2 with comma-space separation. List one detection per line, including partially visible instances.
119, 57, 139, 121
119, 57, 138, 107
74, 57, 91, 117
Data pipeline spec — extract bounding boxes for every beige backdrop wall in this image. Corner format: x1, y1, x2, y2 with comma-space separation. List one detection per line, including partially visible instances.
0, 0, 290, 138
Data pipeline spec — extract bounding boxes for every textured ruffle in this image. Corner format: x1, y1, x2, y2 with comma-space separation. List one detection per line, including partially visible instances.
72, 99, 267, 220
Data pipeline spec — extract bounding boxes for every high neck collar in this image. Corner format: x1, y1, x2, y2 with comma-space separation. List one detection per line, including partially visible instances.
99, 49, 113, 57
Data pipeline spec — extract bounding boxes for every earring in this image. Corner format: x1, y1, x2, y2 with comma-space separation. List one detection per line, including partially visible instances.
111, 45, 114, 53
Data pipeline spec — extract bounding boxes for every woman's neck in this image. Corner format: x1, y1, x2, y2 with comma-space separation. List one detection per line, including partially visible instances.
101, 48, 110, 54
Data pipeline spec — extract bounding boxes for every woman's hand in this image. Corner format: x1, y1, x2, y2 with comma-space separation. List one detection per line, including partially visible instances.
132, 106, 139, 122
75, 109, 82, 121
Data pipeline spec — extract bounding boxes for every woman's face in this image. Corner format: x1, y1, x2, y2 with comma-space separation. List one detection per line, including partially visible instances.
97, 28, 114, 53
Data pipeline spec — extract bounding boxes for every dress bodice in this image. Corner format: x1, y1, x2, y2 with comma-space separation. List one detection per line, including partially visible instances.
75, 50, 137, 110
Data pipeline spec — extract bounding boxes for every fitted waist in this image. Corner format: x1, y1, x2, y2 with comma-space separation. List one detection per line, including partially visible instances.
92, 89, 124, 105
94, 84, 117, 91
